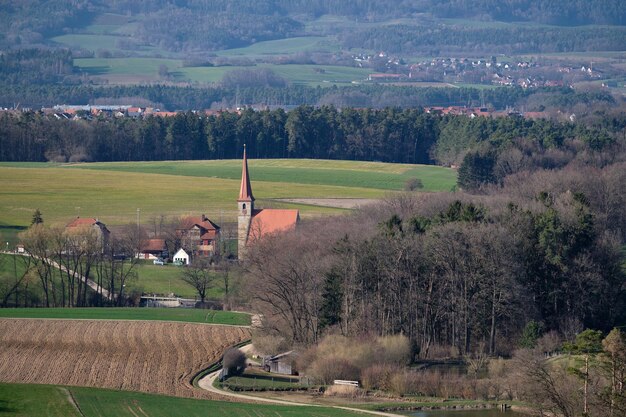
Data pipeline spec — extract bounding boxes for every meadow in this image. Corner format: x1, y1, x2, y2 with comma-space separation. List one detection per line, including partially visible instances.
0, 383, 367, 417
0, 160, 456, 230
0, 307, 250, 325
72, 58, 372, 86
132, 263, 223, 299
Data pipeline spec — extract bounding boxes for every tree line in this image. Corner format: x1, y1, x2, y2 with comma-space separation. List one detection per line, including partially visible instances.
1, 105, 622, 167
340, 24, 626, 55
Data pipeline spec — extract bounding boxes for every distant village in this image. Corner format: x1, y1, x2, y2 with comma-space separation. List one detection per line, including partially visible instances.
0, 103, 556, 122
355, 52, 610, 88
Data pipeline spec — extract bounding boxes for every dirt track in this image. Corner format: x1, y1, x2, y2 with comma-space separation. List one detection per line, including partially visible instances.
0, 318, 249, 399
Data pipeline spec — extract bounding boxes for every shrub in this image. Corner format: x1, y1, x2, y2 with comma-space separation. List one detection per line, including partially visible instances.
404, 177, 424, 191
223, 347, 246, 377
378, 334, 412, 365
361, 364, 398, 391
307, 355, 360, 385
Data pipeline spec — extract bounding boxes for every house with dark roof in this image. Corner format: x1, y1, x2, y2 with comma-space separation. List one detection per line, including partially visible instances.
176, 214, 220, 257
237, 146, 299, 259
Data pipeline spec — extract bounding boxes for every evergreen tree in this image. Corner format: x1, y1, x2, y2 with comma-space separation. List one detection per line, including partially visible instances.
319, 269, 343, 330
31, 209, 43, 226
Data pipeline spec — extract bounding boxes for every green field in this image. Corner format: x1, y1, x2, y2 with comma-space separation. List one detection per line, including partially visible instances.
0, 307, 250, 325
72, 57, 371, 86
0, 160, 455, 229
215, 36, 339, 57
0, 383, 365, 417
132, 263, 225, 299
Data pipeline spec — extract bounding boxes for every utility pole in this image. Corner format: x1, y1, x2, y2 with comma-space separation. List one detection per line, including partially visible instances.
136, 208, 140, 226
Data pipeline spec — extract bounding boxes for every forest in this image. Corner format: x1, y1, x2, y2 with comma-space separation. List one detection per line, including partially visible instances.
2, 1, 626, 52
1, 105, 624, 170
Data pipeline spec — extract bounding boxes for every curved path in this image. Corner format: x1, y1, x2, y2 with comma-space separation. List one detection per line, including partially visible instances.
198, 370, 402, 416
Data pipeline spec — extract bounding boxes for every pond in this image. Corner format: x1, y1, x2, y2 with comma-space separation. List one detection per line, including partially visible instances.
403, 409, 525, 417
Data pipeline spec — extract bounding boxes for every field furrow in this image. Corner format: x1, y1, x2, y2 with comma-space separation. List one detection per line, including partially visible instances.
0, 319, 250, 400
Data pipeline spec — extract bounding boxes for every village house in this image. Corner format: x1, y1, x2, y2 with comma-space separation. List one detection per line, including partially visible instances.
172, 248, 190, 265
137, 238, 168, 260
65, 217, 111, 250
176, 215, 220, 257
237, 146, 299, 260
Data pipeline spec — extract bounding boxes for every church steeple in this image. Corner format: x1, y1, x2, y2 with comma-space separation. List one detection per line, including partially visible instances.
237, 145, 254, 260
238, 144, 254, 202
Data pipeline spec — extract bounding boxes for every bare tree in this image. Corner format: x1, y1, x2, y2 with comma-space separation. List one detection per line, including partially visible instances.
181, 258, 215, 304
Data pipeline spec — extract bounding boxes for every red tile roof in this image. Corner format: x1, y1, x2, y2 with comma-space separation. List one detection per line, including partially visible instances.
178, 215, 219, 232
66, 217, 98, 228
248, 209, 299, 242
238, 146, 254, 202
142, 239, 166, 252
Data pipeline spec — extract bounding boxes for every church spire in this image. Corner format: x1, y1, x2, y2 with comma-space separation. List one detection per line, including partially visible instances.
238, 144, 254, 202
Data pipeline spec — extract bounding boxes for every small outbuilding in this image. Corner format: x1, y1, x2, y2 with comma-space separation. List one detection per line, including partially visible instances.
263, 351, 298, 375
173, 248, 190, 265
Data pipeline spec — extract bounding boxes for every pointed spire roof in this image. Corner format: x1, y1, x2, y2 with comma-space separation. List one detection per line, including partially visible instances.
238, 145, 254, 202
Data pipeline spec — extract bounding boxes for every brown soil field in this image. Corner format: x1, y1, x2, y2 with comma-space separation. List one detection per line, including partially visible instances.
0, 319, 250, 399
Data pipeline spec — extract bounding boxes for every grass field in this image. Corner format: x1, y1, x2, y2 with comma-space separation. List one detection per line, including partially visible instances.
72, 57, 371, 86
215, 36, 339, 57
0, 383, 366, 417
0, 307, 250, 325
0, 160, 455, 230
132, 263, 225, 299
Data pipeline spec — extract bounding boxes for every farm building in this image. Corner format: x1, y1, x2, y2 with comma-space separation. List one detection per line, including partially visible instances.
173, 248, 190, 265
177, 215, 220, 257
263, 351, 298, 375
65, 217, 110, 250
137, 238, 168, 260
237, 146, 299, 259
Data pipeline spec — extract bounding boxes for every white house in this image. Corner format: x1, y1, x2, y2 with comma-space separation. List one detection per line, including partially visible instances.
173, 248, 190, 265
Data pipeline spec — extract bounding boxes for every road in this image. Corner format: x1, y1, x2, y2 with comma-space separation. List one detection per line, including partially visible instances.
197, 361, 402, 416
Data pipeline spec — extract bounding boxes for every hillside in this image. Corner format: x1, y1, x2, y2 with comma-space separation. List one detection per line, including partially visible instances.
0, 160, 456, 230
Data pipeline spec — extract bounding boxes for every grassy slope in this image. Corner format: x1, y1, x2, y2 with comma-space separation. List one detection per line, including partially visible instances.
0, 383, 364, 417
0, 160, 455, 227
0, 307, 250, 325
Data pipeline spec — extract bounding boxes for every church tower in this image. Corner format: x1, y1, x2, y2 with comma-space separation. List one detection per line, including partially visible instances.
237, 145, 254, 260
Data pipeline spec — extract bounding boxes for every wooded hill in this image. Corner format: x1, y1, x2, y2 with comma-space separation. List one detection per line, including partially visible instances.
2, 1, 625, 53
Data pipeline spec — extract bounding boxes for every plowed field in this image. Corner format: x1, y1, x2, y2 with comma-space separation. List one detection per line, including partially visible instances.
0, 319, 250, 399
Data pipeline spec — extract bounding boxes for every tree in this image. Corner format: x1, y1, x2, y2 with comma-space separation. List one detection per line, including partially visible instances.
31, 209, 43, 225
222, 347, 246, 378
520, 320, 544, 349
318, 269, 343, 331
564, 329, 604, 416
181, 258, 215, 304
457, 149, 497, 191
602, 328, 626, 416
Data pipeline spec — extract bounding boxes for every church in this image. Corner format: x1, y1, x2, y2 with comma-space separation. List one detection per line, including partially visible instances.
237, 146, 299, 259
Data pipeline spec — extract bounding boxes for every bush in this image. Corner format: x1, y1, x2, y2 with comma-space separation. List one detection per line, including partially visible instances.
307, 355, 360, 385
223, 347, 246, 377
378, 334, 412, 365
361, 364, 398, 391
404, 177, 424, 191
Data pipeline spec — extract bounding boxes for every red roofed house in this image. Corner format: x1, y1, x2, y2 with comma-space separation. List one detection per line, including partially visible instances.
138, 238, 168, 260
176, 215, 220, 257
65, 217, 110, 249
237, 146, 299, 259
